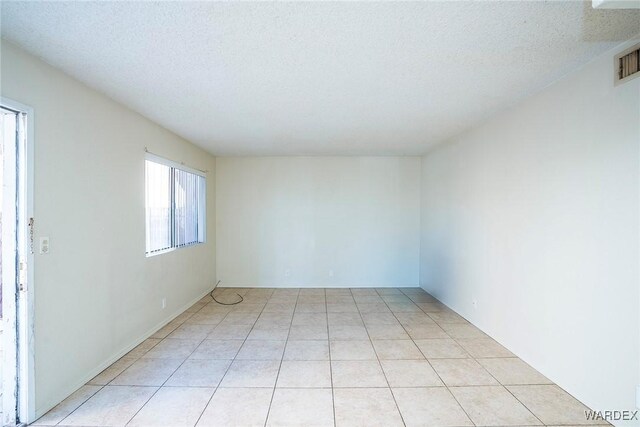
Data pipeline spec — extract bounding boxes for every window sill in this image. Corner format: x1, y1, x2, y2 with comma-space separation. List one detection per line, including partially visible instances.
145, 241, 205, 258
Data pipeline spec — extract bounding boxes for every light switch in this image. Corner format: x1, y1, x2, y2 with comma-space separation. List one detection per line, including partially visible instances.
39, 237, 49, 254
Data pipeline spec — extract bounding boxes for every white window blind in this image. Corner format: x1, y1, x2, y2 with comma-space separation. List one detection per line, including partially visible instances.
145, 154, 206, 255
174, 167, 206, 247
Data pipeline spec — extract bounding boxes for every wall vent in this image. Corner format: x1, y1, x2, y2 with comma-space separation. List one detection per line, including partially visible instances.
615, 43, 640, 85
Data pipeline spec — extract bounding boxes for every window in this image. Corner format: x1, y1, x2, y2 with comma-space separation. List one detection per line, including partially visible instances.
145, 154, 206, 255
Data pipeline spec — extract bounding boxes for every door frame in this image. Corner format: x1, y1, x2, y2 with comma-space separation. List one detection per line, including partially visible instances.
1, 97, 35, 425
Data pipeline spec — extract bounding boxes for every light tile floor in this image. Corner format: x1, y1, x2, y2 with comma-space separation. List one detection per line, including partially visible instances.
33, 288, 609, 427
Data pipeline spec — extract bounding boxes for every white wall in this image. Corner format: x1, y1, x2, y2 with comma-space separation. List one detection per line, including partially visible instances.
420, 39, 639, 423
216, 157, 420, 287
1, 41, 217, 418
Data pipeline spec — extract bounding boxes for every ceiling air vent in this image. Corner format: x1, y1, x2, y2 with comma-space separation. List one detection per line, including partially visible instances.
615, 43, 640, 85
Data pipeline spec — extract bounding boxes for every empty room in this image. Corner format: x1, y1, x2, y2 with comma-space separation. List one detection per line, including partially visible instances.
0, 1, 639, 426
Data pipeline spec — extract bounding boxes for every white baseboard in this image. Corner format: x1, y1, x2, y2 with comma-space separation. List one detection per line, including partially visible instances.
33, 288, 213, 420
218, 284, 420, 288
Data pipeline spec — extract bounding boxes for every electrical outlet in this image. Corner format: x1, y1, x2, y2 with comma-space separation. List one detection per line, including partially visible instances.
284, 269, 291, 278
161, 298, 166, 309
39, 237, 50, 254
328, 270, 334, 278
472, 299, 478, 309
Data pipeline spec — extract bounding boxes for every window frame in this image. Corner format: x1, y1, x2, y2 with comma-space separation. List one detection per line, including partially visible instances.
145, 152, 206, 257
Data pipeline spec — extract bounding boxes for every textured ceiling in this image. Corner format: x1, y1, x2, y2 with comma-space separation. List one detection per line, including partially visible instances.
1, 1, 639, 155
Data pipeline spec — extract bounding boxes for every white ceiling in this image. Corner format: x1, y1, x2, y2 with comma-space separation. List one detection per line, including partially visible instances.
1, 1, 639, 156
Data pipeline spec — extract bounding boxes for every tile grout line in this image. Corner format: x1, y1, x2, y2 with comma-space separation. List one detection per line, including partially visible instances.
407, 289, 553, 427
379, 288, 447, 426
409, 290, 546, 427
355, 289, 407, 427
445, 329, 549, 424
263, 288, 300, 427
45, 385, 104, 427
193, 288, 274, 427
447, 331, 546, 426
124, 293, 234, 427
397, 287, 479, 427
496, 383, 546, 426
326, 289, 336, 427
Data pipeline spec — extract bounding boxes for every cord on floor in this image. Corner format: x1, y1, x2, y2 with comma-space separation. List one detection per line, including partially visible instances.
210, 280, 244, 305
